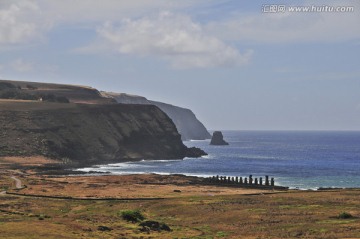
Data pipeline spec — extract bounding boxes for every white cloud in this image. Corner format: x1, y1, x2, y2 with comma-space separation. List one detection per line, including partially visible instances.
95, 12, 252, 68
0, 0, 49, 44
8, 0, 217, 29
37, 0, 206, 23
1, 0, 359, 47
0, 0, 188, 46
206, 0, 360, 43
0, 58, 58, 75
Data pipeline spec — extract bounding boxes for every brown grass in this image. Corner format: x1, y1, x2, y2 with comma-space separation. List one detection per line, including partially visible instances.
0, 156, 60, 166
1, 158, 360, 238
16, 174, 271, 199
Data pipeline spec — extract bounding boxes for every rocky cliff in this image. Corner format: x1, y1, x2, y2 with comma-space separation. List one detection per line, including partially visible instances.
101, 92, 149, 105
0, 101, 205, 166
101, 92, 211, 141
149, 101, 211, 141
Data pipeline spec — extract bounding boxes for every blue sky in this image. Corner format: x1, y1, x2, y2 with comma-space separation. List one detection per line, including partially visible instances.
0, 0, 359, 130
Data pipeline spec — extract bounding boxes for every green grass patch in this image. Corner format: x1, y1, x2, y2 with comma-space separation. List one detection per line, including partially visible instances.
279, 204, 321, 210
120, 209, 145, 223
338, 212, 353, 219
317, 219, 355, 224
216, 231, 229, 238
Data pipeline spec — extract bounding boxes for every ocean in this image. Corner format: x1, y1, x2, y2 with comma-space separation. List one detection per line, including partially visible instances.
77, 131, 360, 190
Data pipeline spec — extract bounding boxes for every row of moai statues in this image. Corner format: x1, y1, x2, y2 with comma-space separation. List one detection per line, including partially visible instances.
209, 175, 275, 186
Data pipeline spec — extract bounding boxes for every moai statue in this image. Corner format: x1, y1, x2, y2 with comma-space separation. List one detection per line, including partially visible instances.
259, 177, 263, 185
271, 178, 275, 186
249, 175, 253, 185
254, 178, 258, 185
239, 177, 243, 184
244, 178, 248, 184
265, 175, 269, 186
235, 176, 239, 183
231, 177, 235, 184
227, 176, 231, 183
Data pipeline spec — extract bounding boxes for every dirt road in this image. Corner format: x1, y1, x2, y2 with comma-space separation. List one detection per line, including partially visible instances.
11, 176, 22, 189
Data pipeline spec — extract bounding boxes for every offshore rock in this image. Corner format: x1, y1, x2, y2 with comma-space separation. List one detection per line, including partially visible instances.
210, 131, 229, 146
186, 147, 207, 158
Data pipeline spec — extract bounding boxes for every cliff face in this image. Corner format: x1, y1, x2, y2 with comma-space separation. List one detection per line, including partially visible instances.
149, 101, 211, 141
101, 92, 150, 105
102, 92, 211, 141
0, 102, 204, 166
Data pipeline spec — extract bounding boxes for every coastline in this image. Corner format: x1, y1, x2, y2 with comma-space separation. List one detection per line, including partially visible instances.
73, 159, 360, 191
1, 156, 360, 238
1, 156, 358, 194
1, 156, 285, 200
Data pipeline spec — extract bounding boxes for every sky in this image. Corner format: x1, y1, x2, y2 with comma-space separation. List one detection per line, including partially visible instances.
0, 0, 359, 130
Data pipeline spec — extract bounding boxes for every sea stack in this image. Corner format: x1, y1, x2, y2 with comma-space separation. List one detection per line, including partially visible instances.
210, 131, 229, 145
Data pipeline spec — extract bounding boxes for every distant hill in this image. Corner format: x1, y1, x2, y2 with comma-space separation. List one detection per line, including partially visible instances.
0, 79, 115, 104
101, 92, 211, 141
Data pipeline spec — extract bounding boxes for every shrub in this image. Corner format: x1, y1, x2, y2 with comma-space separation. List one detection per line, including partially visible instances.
139, 220, 171, 232
0, 89, 38, 100
97, 226, 112, 231
338, 212, 353, 219
120, 209, 145, 223
26, 84, 37, 90
0, 82, 16, 90
55, 96, 70, 103
38, 94, 70, 103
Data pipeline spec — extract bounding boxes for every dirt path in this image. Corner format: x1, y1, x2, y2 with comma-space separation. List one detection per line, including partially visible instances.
0, 176, 22, 195
10, 176, 22, 189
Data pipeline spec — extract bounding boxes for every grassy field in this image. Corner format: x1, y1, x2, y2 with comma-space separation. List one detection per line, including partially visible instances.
1, 159, 360, 238
1, 189, 360, 238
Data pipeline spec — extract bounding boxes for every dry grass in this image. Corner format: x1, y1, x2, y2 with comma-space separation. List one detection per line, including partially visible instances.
0, 156, 60, 166
18, 174, 271, 199
1, 158, 360, 238
1, 189, 360, 238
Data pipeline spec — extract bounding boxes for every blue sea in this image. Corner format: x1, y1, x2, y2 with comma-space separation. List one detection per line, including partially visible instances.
77, 131, 360, 190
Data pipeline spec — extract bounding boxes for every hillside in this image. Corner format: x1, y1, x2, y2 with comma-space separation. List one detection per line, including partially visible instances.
0, 79, 114, 104
0, 101, 205, 166
0, 80, 211, 141
102, 92, 211, 141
